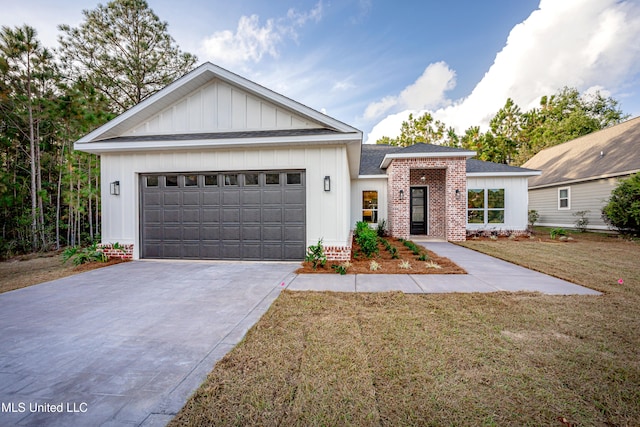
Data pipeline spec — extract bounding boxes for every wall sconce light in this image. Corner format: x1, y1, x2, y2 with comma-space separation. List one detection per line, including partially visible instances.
110, 180, 120, 196
455, 189, 460, 199
399, 189, 404, 200
323, 176, 331, 192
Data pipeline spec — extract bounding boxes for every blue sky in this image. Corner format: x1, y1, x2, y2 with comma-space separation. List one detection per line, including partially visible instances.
3, 0, 640, 142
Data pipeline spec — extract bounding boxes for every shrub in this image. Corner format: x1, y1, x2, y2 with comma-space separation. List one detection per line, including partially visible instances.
573, 210, 591, 232
602, 173, 640, 235
332, 264, 347, 275
305, 239, 327, 269
356, 227, 379, 258
376, 219, 387, 237
417, 253, 429, 261
550, 228, 567, 239
354, 221, 370, 238
528, 210, 539, 231
62, 243, 107, 266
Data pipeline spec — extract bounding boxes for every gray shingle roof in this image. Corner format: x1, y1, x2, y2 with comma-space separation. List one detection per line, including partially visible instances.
98, 128, 340, 142
523, 116, 640, 188
360, 144, 539, 176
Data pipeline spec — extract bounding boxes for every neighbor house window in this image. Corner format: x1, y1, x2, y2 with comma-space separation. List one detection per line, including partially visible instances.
467, 188, 505, 225
558, 187, 570, 210
362, 191, 378, 223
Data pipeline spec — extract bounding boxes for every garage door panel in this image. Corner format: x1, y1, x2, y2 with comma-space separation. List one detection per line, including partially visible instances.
263, 226, 282, 241
183, 192, 200, 206
163, 192, 181, 205
141, 171, 305, 260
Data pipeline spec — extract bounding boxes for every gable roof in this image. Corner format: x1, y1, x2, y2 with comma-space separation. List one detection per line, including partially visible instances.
379, 143, 476, 168
74, 62, 363, 175
359, 144, 539, 177
523, 116, 640, 189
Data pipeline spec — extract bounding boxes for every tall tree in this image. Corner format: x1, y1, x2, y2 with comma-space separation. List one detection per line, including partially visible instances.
58, 0, 197, 113
376, 112, 450, 146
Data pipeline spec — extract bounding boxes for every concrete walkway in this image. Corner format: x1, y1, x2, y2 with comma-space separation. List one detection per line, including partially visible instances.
288, 242, 600, 295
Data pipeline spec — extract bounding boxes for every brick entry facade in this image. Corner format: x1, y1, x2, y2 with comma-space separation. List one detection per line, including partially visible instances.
387, 157, 467, 241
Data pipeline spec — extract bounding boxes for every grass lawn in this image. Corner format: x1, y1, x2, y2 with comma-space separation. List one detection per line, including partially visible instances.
170, 231, 640, 426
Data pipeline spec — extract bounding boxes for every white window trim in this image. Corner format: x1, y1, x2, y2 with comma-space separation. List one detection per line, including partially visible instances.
466, 188, 505, 225
558, 186, 571, 210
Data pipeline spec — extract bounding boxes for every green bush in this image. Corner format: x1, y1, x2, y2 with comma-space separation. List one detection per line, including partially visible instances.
356, 226, 379, 258
528, 210, 539, 230
354, 221, 370, 238
550, 228, 567, 239
305, 239, 327, 269
62, 243, 107, 266
573, 210, 590, 232
602, 173, 640, 235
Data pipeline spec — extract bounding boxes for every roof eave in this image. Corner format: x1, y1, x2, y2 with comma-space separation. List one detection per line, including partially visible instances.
379, 151, 476, 169
467, 171, 542, 177
528, 169, 640, 189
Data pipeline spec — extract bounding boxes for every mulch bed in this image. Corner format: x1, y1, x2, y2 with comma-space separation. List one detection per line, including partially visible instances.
296, 236, 465, 274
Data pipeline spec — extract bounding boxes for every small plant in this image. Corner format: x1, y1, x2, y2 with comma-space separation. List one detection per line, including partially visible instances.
354, 221, 370, 238
573, 210, 590, 232
356, 226, 379, 257
550, 228, 568, 239
111, 242, 127, 252
399, 260, 412, 270
376, 219, 387, 237
417, 253, 429, 261
62, 243, 107, 266
305, 239, 327, 269
369, 260, 381, 271
489, 234, 498, 241
528, 210, 539, 231
424, 261, 442, 269
332, 264, 347, 275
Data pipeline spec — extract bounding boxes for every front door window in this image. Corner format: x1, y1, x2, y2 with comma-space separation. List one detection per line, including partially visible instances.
410, 187, 428, 235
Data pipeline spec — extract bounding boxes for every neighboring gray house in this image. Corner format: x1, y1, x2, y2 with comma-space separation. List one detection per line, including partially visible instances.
523, 116, 640, 230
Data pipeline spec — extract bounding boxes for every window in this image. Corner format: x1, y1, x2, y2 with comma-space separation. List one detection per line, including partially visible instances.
244, 173, 259, 186
146, 176, 158, 187
224, 174, 238, 186
362, 191, 378, 223
286, 173, 301, 185
266, 173, 280, 185
165, 175, 178, 187
204, 175, 218, 186
467, 188, 505, 225
558, 187, 570, 210
184, 175, 198, 186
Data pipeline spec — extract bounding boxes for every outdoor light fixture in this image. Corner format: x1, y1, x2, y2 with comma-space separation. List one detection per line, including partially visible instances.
324, 176, 331, 192
110, 180, 120, 196
399, 189, 404, 200
455, 189, 461, 199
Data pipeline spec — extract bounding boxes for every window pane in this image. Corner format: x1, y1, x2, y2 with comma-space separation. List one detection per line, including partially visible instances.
363, 191, 378, 208
488, 189, 504, 208
488, 210, 505, 223
204, 175, 218, 186
287, 173, 301, 185
559, 189, 568, 198
468, 189, 484, 209
560, 199, 569, 208
224, 174, 238, 186
146, 176, 158, 187
467, 209, 485, 224
165, 175, 178, 187
184, 175, 198, 186
244, 173, 259, 186
266, 173, 280, 185
363, 210, 378, 223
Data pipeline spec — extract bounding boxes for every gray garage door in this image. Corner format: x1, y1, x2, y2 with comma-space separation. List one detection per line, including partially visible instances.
140, 171, 305, 260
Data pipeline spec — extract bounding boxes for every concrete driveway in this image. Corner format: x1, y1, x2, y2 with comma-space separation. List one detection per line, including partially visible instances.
0, 261, 298, 427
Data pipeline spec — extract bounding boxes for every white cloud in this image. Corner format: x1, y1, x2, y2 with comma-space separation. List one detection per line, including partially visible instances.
365, 0, 640, 142
362, 61, 456, 121
199, 2, 323, 67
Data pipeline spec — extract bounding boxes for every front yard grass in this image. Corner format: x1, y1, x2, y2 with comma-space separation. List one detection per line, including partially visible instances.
170, 231, 640, 426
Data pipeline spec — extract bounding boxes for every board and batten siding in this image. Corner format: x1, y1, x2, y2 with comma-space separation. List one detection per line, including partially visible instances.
466, 176, 530, 231
528, 177, 620, 230
350, 178, 388, 228
124, 79, 321, 136
101, 145, 351, 259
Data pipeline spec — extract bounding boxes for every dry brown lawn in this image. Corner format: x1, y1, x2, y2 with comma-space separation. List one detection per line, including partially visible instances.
0, 252, 126, 294
170, 231, 640, 426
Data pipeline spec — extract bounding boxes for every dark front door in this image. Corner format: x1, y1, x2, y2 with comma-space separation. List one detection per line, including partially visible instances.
410, 187, 428, 235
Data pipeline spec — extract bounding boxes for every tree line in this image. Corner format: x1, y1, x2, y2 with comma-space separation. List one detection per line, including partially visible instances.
0, 0, 196, 258
376, 87, 628, 165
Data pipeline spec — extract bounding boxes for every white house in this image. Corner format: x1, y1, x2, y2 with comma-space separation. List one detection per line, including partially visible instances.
74, 62, 539, 261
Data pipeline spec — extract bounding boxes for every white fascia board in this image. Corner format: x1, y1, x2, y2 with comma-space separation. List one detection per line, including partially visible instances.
357, 175, 388, 179
379, 151, 476, 169
528, 169, 640, 190
467, 171, 542, 177
74, 132, 362, 154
